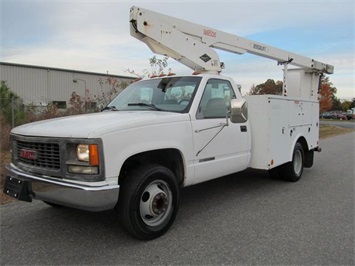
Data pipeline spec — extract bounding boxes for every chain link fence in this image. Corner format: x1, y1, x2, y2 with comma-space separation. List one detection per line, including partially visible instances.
1, 97, 25, 152
1, 97, 25, 176
0, 97, 25, 128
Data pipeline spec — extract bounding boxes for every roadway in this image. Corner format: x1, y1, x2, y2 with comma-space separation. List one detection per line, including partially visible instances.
1, 132, 354, 265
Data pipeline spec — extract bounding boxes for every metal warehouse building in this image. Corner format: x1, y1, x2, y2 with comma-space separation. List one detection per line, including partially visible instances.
0, 62, 135, 108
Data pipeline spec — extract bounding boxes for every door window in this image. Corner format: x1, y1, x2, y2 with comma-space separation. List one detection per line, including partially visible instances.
196, 79, 236, 119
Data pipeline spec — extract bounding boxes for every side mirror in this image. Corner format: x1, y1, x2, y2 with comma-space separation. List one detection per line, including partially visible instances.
230, 99, 248, 123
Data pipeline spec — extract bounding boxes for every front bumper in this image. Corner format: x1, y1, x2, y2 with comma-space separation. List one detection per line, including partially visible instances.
3, 164, 120, 211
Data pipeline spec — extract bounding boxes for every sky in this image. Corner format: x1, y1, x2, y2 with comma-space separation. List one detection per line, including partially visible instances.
1, 0, 354, 99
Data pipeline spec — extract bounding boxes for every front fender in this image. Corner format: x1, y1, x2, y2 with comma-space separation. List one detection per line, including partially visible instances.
101, 120, 194, 182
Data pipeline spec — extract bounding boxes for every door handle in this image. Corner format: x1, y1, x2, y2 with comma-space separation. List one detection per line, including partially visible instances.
240, 125, 247, 132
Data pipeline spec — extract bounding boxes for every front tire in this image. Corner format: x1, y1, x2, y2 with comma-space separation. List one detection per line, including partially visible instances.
118, 164, 180, 240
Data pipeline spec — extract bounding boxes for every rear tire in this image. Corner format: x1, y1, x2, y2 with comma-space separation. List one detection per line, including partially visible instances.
282, 142, 304, 182
269, 142, 305, 182
118, 164, 180, 240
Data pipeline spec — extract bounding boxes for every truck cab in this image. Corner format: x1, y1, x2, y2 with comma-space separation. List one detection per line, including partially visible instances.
104, 74, 251, 186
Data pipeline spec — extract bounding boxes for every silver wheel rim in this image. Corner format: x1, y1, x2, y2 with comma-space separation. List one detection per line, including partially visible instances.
139, 180, 173, 227
293, 149, 303, 176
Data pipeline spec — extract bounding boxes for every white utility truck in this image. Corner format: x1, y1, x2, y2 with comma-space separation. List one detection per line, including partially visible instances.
4, 6, 334, 240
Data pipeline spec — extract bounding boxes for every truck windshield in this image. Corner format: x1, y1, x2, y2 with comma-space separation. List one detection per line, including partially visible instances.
106, 76, 202, 113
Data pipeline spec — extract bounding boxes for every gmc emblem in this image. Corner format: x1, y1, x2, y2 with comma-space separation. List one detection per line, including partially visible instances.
20, 149, 37, 160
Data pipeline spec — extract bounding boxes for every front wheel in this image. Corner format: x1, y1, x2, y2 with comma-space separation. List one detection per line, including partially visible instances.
118, 164, 180, 240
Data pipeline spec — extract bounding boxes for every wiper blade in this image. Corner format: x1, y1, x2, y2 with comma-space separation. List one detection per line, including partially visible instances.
102, 106, 118, 111
128, 103, 164, 111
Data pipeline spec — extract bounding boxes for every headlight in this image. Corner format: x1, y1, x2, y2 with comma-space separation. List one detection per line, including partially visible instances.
76, 144, 99, 166
77, 144, 90, 162
65, 139, 104, 179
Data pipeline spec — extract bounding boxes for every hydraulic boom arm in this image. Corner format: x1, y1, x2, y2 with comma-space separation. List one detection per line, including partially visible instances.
130, 6, 334, 75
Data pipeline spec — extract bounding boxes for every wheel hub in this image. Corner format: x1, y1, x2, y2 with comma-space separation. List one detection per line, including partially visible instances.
140, 180, 172, 226
151, 192, 168, 215
293, 150, 302, 176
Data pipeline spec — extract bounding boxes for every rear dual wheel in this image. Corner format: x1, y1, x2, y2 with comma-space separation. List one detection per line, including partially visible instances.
284, 142, 304, 182
118, 164, 179, 240
269, 142, 305, 182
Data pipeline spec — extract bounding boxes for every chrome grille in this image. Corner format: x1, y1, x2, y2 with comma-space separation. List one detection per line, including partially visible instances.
17, 140, 60, 170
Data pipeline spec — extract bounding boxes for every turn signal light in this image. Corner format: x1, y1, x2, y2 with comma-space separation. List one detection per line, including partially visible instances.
89, 144, 99, 166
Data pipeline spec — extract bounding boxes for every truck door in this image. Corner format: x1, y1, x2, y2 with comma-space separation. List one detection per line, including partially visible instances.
191, 78, 250, 185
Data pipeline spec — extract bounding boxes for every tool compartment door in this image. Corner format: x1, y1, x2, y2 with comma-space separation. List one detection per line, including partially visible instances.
246, 95, 318, 170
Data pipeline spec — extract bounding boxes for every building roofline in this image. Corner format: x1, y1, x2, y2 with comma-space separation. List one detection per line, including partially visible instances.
0, 61, 136, 80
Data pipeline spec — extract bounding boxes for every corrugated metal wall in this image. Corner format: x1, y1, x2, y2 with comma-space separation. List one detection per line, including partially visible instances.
0, 63, 135, 106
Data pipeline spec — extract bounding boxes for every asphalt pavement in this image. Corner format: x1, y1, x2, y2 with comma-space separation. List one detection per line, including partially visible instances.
1, 132, 354, 265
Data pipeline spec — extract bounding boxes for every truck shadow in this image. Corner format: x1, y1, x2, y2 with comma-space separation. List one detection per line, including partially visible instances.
37, 168, 283, 240
18, 170, 294, 247
178, 169, 286, 220
2, 168, 305, 265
